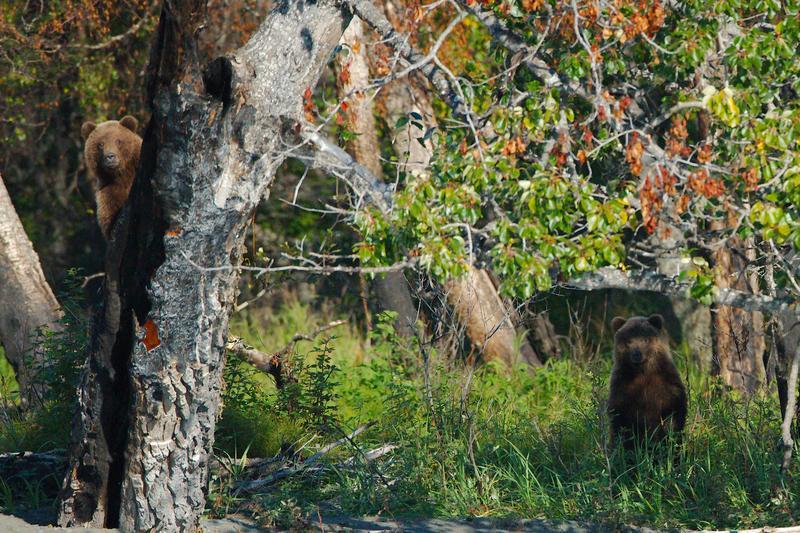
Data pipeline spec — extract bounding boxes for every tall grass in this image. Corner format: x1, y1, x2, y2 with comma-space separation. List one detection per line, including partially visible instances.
213, 300, 799, 529
0, 292, 796, 528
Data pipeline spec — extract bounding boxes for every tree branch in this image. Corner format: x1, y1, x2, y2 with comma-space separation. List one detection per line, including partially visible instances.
300, 127, 392, 212
459, 2, 590, 100
565, 267, 797, 316
344, 0, 474, 123
226, 320, 347, 388
234, 422, 374, 494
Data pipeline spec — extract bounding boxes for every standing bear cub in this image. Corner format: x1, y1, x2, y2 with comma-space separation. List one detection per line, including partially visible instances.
81, 116, 142, 238
608, 314, 687, 451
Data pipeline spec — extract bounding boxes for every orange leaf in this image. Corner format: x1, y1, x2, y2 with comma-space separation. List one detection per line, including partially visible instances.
141, 319, 161, 352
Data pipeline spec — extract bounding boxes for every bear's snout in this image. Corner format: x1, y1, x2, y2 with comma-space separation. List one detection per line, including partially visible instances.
102, 152, 119, 169
629, 348, 643, 364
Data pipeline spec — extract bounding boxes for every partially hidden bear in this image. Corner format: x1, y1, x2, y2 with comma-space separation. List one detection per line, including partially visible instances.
81, 116, 142, 238
608, 314, 688, 451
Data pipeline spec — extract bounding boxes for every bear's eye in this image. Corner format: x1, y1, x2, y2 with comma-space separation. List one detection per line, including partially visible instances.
117, 139, 123, 147
97, 142, 104, 150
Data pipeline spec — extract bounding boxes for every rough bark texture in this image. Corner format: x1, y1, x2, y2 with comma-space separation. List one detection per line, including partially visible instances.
711, 236, 765, 394
0, 174, 62, 407
334, 17, 419, 338
59, 1, 351, 530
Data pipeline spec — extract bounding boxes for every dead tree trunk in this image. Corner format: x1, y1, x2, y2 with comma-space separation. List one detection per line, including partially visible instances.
0, 173, 62, 407
711, 236, 766, 394
59, 1, 352, 530
334, 17, 419, 338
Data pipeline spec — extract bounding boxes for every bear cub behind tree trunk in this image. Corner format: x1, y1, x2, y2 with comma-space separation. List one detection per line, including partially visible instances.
81, 116, 142, 239
608, 314, 688, 452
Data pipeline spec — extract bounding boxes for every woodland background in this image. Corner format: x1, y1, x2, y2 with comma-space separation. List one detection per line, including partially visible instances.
0, 0, 798, 530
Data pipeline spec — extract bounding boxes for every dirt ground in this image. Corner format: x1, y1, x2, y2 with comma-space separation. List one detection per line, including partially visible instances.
0, 512, 672, 532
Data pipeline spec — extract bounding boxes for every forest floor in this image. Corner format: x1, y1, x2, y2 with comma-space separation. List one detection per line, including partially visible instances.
1, 299, 798, 530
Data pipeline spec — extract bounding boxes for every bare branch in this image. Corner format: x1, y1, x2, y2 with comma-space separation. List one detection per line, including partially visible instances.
226, 320, 346, 388
300, 127, 392, 212
648, 101, 706, 130
565, 267, 798, 316
69, 14, 150, 50
182, 251, 415, 275
345, 0, 475, 123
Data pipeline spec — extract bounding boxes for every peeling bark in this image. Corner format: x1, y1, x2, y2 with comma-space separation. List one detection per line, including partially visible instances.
59, 1, 351, 530
0, 173, 62, 407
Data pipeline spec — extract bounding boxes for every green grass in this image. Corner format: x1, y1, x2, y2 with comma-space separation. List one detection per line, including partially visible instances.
0, 347, 19, 404
0, 295, 796, 529
211, 300, 799, 530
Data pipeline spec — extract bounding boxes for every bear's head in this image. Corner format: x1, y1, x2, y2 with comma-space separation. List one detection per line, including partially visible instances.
611, 314, 669, 369
81, 116, 142, 185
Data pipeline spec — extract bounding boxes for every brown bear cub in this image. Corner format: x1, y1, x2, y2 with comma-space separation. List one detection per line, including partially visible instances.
81, 116, 142, 238
608, 314, 687, 452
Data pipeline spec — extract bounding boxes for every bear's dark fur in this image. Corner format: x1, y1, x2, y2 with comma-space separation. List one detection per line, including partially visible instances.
608, 314, 687, 451
81, 116, 142, 238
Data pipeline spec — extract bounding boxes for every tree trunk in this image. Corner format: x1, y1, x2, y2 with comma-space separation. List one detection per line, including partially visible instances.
444, 268, 540, 366
767, 253, 800, 438
375, 30, 541, 367
334, 17, 419, 338
711, 236, 765, 393
0, 173, 62, 407
526, 310, 562, 362
59, 1, 352, 530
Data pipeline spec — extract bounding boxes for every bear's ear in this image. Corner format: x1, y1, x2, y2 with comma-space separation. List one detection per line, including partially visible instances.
611, 317, 626, 332
120, 115, 138, 132
648, 314, 664, 331
81, 121, 96, 140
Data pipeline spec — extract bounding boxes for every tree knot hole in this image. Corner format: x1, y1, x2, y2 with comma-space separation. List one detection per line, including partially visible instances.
203, 56, 233, 105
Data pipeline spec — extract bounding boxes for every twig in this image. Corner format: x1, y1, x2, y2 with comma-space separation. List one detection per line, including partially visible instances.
81, 272, 106, 288
226, 320, 346, 387
69, 14, 150, 50
234, 422, 374, 494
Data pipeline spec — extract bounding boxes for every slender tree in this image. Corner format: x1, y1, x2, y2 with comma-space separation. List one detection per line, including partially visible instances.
0, 174, 62, 407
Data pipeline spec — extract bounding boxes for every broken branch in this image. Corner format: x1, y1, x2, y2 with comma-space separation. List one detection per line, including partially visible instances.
226, 320, 347, 388
234, 422, 374, 494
